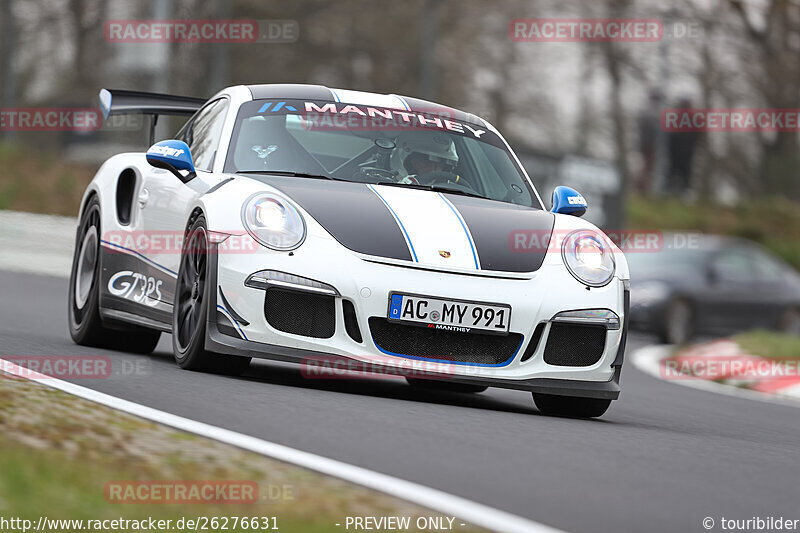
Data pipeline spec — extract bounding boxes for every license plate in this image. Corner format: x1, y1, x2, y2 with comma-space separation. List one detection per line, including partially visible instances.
387, 292, 511, 335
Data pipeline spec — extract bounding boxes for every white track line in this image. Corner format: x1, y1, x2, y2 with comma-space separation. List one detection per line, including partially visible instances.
3, 360, 564, 533
632, 345, 800, 408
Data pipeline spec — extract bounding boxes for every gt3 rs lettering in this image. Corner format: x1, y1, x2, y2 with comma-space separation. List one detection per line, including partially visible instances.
108, 271, 163, 307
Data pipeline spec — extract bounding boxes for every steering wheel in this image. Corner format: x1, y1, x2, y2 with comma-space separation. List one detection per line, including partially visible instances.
416, 171, 479, 193
358, 167, 399, 182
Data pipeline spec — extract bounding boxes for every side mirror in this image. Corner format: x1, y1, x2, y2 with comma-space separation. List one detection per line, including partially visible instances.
550, 185, 587, 217
146, 140, 196, 183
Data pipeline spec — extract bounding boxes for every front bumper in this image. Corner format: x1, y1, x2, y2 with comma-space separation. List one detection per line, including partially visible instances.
206, 237, 628, 399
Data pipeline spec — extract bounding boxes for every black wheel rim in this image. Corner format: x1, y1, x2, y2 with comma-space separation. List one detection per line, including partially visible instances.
176, 227, 208, 351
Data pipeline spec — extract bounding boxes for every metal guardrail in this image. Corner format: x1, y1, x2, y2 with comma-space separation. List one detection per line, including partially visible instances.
0, 210, 76, 278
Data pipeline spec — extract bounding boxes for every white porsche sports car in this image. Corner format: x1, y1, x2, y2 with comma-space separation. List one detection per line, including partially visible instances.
68, 84, 629, 418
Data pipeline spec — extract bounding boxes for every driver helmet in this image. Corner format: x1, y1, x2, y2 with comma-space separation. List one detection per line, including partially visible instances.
391, 132, 458, 177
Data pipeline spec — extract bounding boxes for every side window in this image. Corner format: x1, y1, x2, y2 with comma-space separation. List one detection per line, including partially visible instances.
713, 249, 754, 282
750, 249, 786, 282
187, 99, 229, 172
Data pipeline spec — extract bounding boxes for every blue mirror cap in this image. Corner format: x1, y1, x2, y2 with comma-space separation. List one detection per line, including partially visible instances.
551, 185, 587, 216
146, 140, 195, 172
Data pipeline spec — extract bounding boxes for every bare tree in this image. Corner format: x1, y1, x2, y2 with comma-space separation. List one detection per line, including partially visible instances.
731, 0, 800, 198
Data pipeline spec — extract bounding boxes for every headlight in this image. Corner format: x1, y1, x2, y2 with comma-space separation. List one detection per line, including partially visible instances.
241, 193, 306, 251
561, 230, 616, 287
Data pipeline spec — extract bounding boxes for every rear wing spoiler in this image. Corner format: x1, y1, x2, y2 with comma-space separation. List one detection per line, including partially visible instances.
99, 88, 207, 144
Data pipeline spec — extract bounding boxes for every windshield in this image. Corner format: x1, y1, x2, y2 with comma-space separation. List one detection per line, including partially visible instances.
224, 99, 539, 208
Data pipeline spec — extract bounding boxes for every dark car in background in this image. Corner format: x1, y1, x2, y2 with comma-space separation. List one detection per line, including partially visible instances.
628, 234, 800, 344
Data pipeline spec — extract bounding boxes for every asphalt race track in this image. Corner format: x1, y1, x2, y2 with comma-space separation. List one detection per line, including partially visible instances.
2, 270, 799, 533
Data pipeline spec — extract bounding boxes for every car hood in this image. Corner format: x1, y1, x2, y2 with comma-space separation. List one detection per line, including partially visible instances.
256, 176, 555, 274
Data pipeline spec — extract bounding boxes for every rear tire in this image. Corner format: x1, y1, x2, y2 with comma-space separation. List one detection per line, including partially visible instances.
172, 215, 251, 376
68, 196, 161, 354
660, 299, 692, 345
532, 393, 611, 418
780, 308, 800, 336
68, 197, 107, 346
406, 378, 488, 393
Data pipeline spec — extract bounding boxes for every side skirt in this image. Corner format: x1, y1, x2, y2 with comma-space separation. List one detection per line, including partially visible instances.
98, 241, 176, 332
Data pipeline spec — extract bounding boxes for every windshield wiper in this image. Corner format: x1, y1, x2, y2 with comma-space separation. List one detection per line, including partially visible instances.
374, 181, 490, 200
237, 170, 337, 180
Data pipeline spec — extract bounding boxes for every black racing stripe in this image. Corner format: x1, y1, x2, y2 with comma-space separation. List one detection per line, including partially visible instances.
247, 84, 335, 101
256, 176, 413, 261
445, 195, 554, 273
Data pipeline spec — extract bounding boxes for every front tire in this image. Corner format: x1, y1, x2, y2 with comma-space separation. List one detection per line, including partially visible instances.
68, 196, 160, 354
172, 215, 251, 375
532, 393, 611, 418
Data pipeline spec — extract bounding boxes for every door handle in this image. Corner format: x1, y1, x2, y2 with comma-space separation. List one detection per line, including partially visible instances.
137, 188, 149, 208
